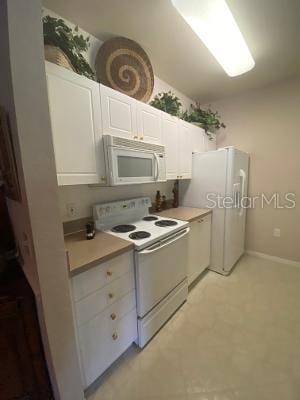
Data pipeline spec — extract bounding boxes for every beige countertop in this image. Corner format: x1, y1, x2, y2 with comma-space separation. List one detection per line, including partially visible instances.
155, 207, 211, 222
65, 231, 133, 276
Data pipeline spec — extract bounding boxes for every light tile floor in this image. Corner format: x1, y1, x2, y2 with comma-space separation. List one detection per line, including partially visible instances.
87, 255, 300, 400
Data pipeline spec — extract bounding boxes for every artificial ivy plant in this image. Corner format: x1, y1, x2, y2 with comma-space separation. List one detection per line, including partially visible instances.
150, 91, 182, 117
182, 103, 226, 139
43, 15, 96, 80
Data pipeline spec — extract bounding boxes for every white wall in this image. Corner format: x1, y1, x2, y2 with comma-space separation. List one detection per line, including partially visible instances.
212, 77, 300, 262
43, 7, 194, 112
59, 181, 175, 222
1, 2, 84, 399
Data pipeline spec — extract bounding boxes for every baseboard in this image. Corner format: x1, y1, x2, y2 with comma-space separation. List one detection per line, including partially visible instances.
246, 250, 300, 268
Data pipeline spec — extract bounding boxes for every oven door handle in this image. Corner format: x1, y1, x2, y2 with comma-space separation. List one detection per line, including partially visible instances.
154, 153, 159, 181
138, 227, 190, 255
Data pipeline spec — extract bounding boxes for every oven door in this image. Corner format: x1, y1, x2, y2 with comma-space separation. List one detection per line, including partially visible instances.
135, 227, 190, 318
108, 147, 159, 185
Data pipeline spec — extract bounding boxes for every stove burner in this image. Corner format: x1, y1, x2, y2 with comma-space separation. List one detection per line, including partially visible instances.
111, 224, 136, 233
143, 216, 159, 221
155, 220, 178, 227
129, 231, 151, 240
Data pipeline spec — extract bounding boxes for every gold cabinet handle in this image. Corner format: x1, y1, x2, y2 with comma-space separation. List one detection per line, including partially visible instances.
139, 136, 144, 140
112, 332, 118, 341
106, 270, 113, 277
101, 176, 107, 182
108, 293, 114, 299
198, 219, 204, 223
110, 313, 116, 320
133, 135, 138, 139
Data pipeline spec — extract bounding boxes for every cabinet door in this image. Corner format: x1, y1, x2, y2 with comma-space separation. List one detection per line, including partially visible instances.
161, 113, 179, 180
78, 308, 137, 388
100, 84, 137, 138
178, 121, 193, 179
137, 102, 162, 143
46, 62, 105, 185
191, 125, 205, 153
187, 214, 211, 284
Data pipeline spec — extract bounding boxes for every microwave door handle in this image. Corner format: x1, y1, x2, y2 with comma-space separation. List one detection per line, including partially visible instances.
154, 153, 159, 181
139, 227, 190, 254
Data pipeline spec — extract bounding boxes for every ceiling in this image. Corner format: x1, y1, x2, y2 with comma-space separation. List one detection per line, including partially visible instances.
43, 0, 300, 102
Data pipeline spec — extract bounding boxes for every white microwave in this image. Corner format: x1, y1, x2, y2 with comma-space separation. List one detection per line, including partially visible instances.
103, 135, 166, 186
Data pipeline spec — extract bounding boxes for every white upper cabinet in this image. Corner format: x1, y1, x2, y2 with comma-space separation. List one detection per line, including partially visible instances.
190, 124, 205, 153
162, 116, 195, 180
100, 84, 138, 139
136, 102, 162, 143
178, 120, 193, 179
46, 62, 106, 186
161, 113, 179, 180
46, 63, 215, 186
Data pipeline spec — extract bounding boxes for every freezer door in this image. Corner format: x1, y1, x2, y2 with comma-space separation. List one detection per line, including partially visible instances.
223, 148, 249, 273
180, 149, 228, 272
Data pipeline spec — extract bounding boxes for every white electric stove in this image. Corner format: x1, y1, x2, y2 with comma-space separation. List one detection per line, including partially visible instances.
93, 197, 190, 347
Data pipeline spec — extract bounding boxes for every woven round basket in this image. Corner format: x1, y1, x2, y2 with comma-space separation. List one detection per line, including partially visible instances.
44, 45, 74, 72
95, 37, 154, 102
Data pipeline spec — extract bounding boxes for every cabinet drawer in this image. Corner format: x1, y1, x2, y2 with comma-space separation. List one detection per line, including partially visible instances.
72, 251, 133, 301
102, 290, 136, 329
74, 271, 135, 326
78, 308, 137, 387
110, 309, 138, 361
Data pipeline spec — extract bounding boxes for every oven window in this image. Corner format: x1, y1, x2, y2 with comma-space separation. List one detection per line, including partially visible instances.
117, 156, 153, 177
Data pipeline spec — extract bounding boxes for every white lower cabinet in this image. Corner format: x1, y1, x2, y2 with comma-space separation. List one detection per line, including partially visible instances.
71, 251, 137, 388
187, 214, 212, 285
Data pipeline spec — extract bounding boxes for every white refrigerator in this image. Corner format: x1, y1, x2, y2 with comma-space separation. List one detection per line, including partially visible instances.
180, 147, 249, 275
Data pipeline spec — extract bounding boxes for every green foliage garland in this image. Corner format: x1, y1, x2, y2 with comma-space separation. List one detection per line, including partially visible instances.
43, 15, 96, 80
150, 91, 182, 117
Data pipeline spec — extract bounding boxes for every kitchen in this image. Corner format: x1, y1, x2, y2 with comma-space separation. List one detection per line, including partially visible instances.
0, 1, 300, 400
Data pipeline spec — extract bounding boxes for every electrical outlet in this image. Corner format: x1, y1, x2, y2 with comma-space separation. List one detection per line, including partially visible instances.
66, 203, 77, 218
273, 228, 281, 238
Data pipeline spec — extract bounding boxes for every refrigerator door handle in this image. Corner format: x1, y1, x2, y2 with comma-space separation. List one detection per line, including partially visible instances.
239, 169, 246, 216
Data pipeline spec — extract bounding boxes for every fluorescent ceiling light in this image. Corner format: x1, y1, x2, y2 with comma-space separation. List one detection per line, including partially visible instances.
171, 0, 255, 77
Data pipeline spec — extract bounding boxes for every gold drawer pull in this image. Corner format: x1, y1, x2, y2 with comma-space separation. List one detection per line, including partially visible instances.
106, 270, 113, 277
112, 332, 118, 341
139, 137, 144, 140
110, 313, 116, 320
108, 293, 114, 299
133, 135, 138, 139
198, 219, 204, 223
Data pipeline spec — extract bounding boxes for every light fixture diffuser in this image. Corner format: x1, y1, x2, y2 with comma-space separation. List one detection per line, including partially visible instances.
171, 0, 255, 77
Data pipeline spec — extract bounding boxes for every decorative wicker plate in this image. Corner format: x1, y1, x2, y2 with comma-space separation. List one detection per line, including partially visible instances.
95, 37, 154, 102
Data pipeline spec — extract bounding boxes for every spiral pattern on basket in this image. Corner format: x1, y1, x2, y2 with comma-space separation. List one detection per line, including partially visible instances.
96, 38, 154, 102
